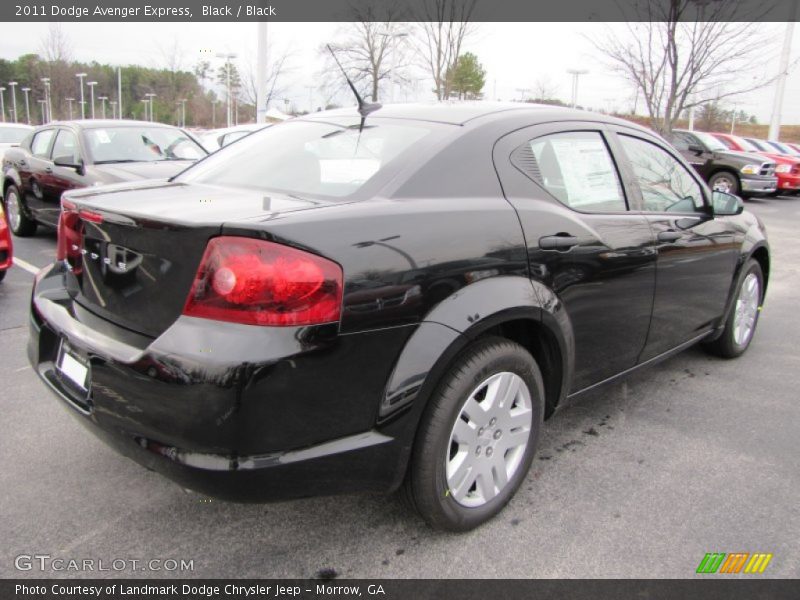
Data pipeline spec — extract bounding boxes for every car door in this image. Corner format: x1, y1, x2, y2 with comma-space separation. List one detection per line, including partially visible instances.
21, 128, 56, 219
609, 129, 739, 360
40, 128, 87, 226
493, 123, 657, 393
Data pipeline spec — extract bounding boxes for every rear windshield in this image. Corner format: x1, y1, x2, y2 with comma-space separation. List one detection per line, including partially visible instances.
84, 126, 207, 163
177, 119, 440, 200
0, 126, 30, 144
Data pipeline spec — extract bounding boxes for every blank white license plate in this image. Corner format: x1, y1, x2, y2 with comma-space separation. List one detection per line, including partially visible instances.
58, 343, 89, 390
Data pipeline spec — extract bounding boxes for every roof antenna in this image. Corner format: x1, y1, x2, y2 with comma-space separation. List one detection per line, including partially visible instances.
326, 44, 382, 121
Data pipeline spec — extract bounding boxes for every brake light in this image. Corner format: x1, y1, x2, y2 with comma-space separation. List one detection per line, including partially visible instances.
183, 237, 343, 326
56, 199, 84, 274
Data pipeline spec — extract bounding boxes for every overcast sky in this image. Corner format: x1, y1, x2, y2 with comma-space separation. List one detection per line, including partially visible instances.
0, 21, 797, 125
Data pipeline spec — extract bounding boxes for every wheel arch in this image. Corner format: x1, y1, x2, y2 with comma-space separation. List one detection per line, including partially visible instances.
706, 167, 740, 190
750, 244, 770, 295
3, 169, 22, 195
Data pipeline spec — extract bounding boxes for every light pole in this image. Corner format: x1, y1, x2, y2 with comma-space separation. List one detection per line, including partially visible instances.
40, 77, 52, 122
377, 31, 408, 103
141, 98, 149, 121
75, 73, 87, 119
21, 87, 31, 124
110, 100, 117, 119
566, 69, 588, 109
65, 97, 74, 120
305, 85, 314, 113
211, 99, 218, 127
0, 87, 5, 122
216, 52, 237, 127
98, 96, 108, 119
37, 99, 46, 124
177, 99, 186, 127
8, 82, 18, 122
87, 81, 97, 118
145, 93, 156, 122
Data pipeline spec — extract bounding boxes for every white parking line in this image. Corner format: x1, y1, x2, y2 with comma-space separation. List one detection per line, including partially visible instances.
12, 257, 40, 275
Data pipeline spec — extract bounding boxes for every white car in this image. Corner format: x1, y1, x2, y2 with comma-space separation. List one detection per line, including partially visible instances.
0, 123, 34, 163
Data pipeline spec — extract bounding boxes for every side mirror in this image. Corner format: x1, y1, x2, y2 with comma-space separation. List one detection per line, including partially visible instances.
711, 190, 744, 216
688, 143, 704, 155
53, 156, 83, 172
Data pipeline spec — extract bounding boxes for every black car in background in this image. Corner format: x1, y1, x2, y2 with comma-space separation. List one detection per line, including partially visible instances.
2, 120, 208, 236
667, 129, 777, 197
28, 104, 769, 531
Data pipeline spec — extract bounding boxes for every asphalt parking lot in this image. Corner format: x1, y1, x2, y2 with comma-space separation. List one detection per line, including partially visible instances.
1, 196, 798, 579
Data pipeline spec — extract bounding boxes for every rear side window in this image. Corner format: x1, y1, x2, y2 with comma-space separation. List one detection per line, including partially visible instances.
618, 135, 705, 213
515, 131, 627, 212
31, 129, 55, 158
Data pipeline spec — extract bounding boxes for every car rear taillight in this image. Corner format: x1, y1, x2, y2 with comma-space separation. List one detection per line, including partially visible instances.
56, 199, 84, 274
183, 237, 343, 326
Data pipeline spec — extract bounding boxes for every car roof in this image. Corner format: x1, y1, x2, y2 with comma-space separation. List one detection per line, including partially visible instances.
44, 119, 184, 130
302, 101, 649, 130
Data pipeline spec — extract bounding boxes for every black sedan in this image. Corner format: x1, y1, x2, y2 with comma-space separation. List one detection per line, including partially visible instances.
2, 120, 207, 236
28, 104, 769, 531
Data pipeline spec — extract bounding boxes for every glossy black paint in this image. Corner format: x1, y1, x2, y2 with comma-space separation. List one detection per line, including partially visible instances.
2, 120, 206, 229
28, 104, 769, 501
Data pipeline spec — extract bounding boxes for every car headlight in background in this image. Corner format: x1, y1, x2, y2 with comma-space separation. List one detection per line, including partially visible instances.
775, 164, 792, 173
740, 164, 760, 174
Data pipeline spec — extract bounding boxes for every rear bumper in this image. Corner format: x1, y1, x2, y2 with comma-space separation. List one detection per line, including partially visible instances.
740, 176, 778, 195
28, 263, 417, 501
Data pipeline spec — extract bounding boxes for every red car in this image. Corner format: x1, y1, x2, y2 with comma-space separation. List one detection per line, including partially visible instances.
0, 200, 12, 282
713, 132, 800, 195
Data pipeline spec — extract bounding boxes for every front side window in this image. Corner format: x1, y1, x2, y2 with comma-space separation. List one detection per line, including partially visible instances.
84, 126, 206, 164
179, 119, 438, 200
31, 129, 55, 158
618, 135, 705, 213
669, 132, 692, 151
52, 130, 80, 164
521, 131, 627, 212
693, 131, 727, 152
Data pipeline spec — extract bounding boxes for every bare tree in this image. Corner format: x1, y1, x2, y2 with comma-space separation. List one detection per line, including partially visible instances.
532, 75, 559, 102
240, 44, 293, 110
413, 0, 478, 100
322, 2, 410, 103
40, 23, 72, 63
591, 0, 779, 134
38, 24, 74, 120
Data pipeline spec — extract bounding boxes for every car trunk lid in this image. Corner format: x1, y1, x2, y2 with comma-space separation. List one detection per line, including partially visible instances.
61, 181, 331, 337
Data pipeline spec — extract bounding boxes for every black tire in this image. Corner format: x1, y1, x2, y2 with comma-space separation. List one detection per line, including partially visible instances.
402, 336, 545, 531
0, 269, 5, 283
708, 171, 740, 196
4, 185, 37, 237
703, 259, 764, 359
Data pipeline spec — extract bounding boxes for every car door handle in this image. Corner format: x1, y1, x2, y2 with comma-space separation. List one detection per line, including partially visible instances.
657, 230, 682, 243
539, 234, 579, 250
45, 167, 53, 174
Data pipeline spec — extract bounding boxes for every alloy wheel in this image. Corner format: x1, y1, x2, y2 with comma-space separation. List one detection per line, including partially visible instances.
5, 191, 21, 232
445, 371, 533, 507
733, 272, 760, 347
